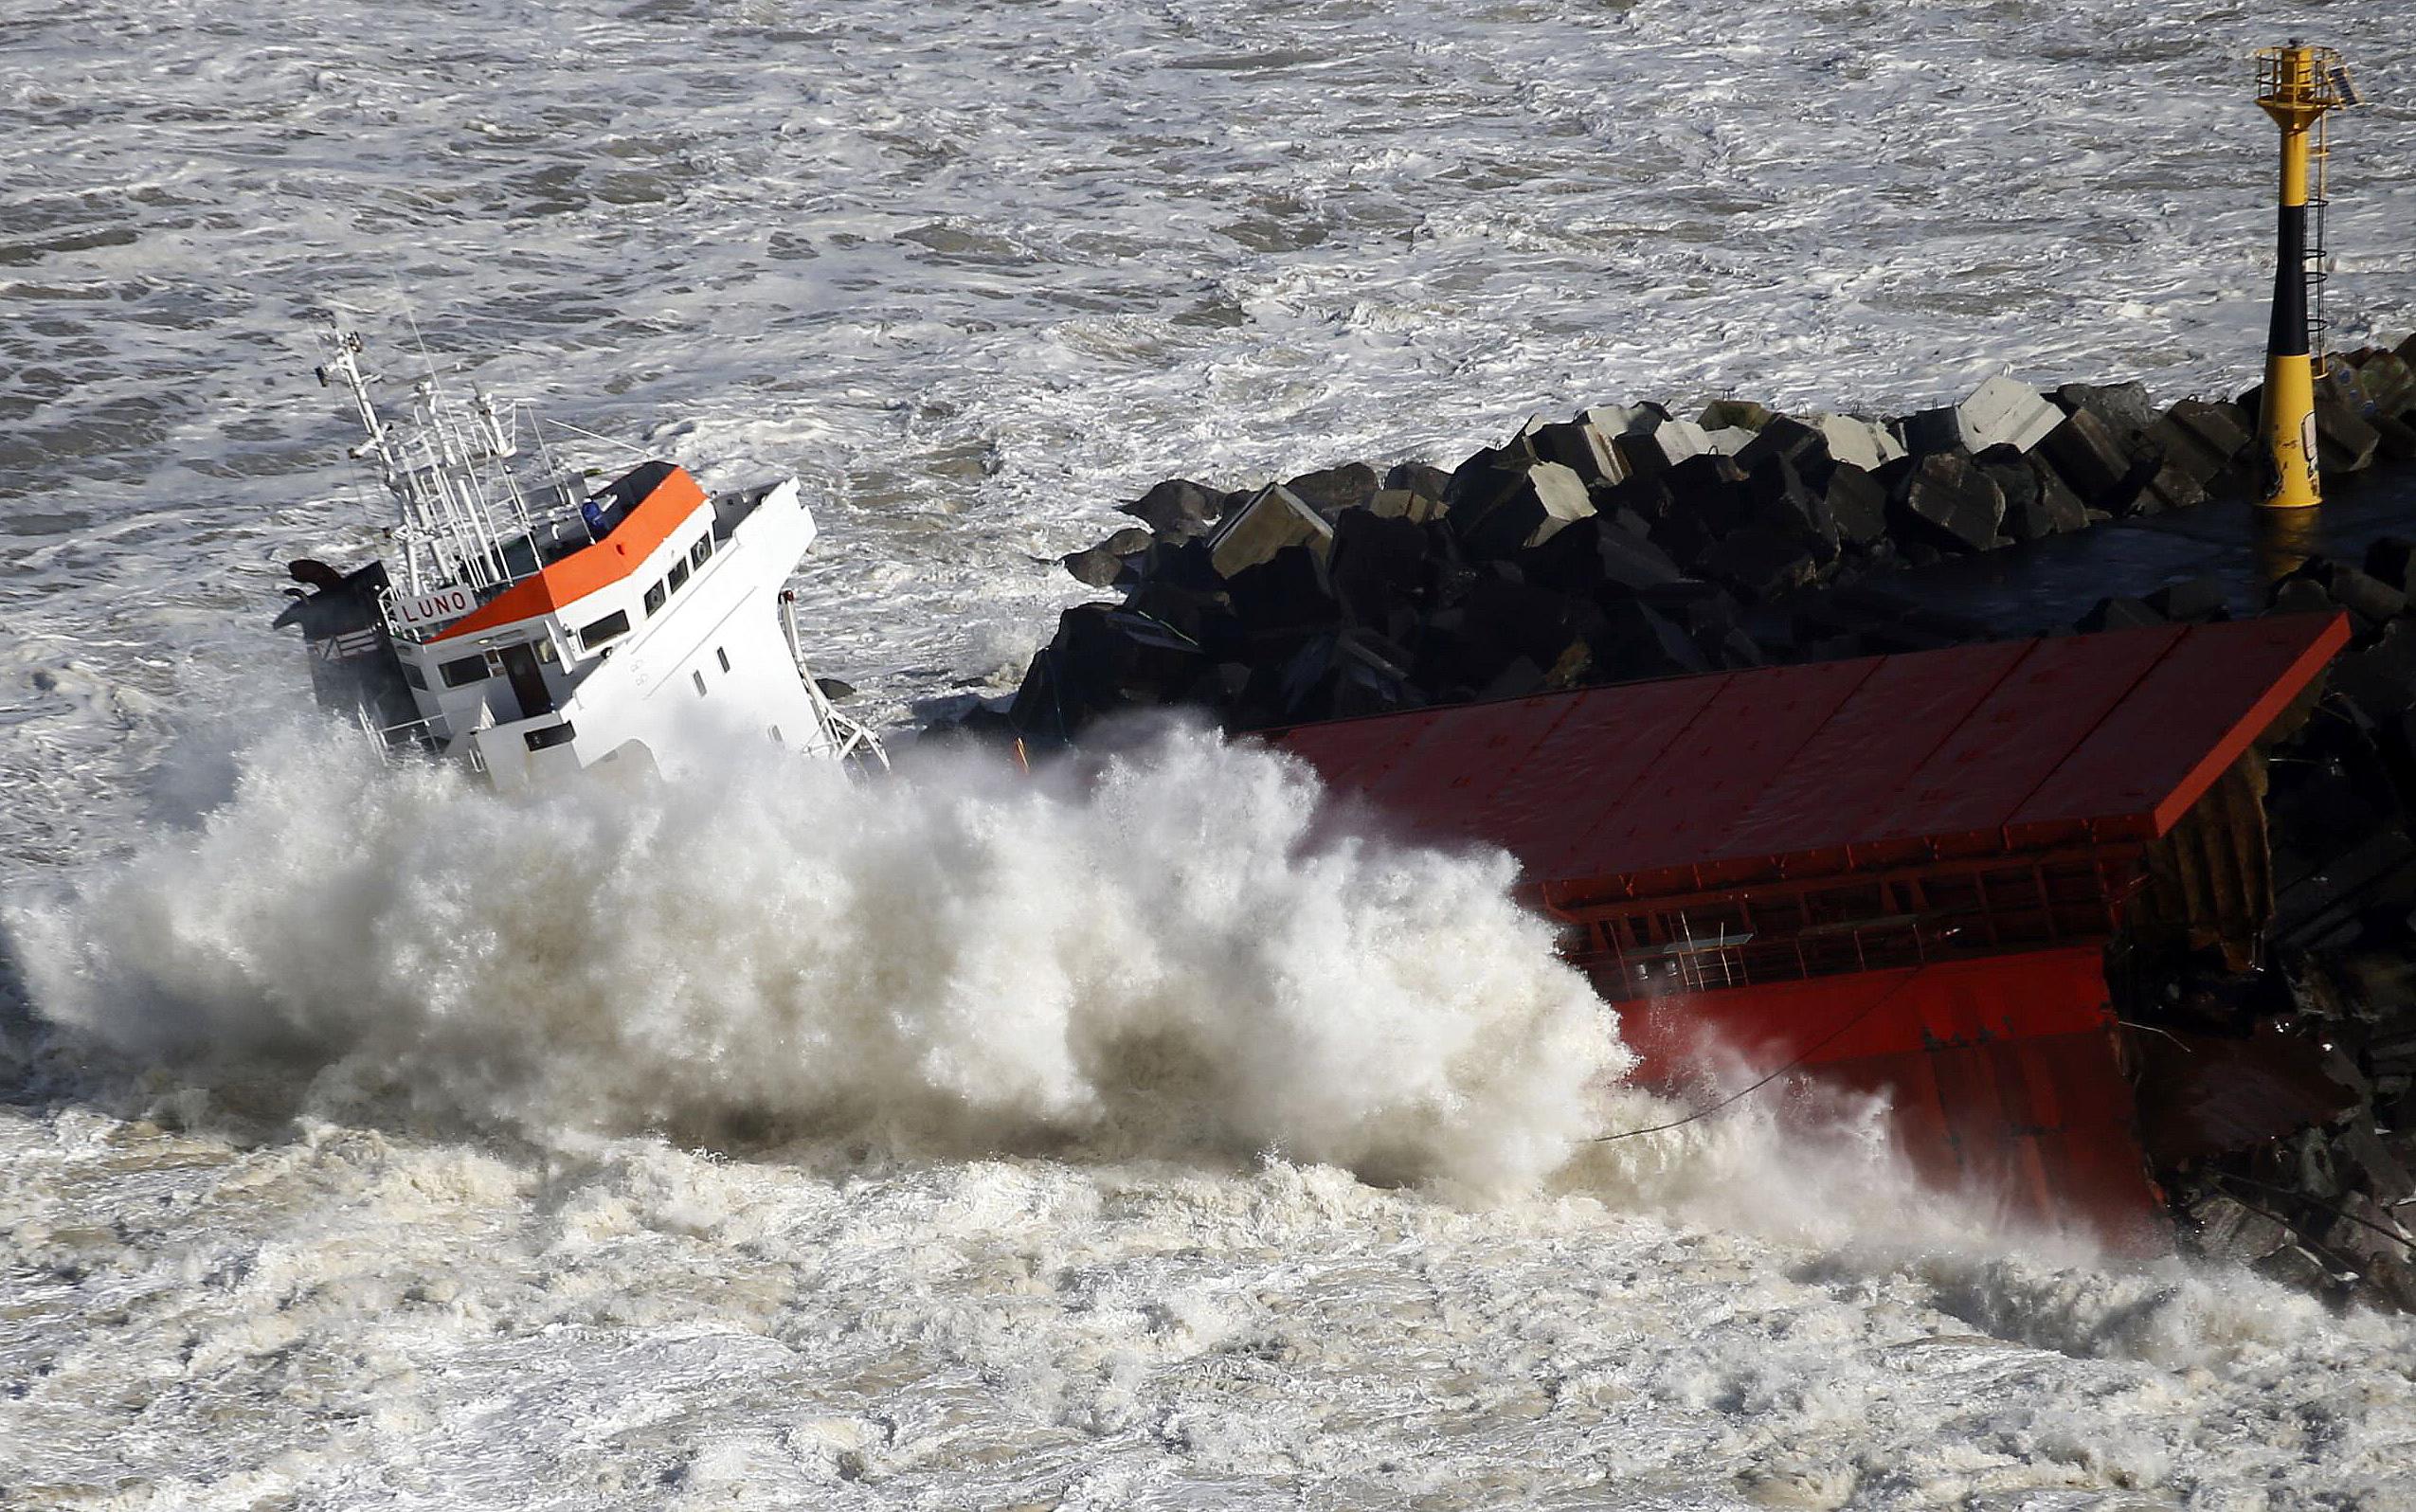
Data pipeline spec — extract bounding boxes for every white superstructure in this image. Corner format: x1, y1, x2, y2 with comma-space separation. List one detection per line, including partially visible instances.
279, 318, 882, 790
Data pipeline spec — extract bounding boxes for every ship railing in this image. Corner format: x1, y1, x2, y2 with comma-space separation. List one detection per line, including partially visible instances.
1567, 913, 1932, 1003
352, 707, 484, 773
823, 709, 891, 773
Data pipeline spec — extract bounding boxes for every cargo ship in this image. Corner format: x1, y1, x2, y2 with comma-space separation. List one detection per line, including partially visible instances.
274, 318, 882, 788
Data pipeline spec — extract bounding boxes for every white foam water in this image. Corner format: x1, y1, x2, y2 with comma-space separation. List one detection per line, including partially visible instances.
7, 0, 2416, 1503
10, 722, 1622, 1193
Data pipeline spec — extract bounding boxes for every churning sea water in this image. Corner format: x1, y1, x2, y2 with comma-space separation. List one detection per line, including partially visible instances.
4, 1, 2414, 1506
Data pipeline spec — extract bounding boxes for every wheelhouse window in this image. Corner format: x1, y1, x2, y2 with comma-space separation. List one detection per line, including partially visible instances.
667, 558, 690, 594
692, 669, 707, 697
643, 580, 668, 617
579, 610, 631, 651
439, 655, 488, 688
690, 537, 712, 569
401, 662, 427, 691
715, 646, 730, 673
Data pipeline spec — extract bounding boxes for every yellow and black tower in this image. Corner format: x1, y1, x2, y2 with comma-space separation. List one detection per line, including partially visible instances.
2253, 41, 2353, 510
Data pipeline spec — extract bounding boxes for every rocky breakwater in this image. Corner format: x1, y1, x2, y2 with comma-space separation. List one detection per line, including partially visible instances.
1009, 334, 2416, 740
982, 332, 2416, 1310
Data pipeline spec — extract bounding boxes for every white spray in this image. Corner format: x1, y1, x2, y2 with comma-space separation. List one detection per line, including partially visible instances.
9, 720, 1628, 1194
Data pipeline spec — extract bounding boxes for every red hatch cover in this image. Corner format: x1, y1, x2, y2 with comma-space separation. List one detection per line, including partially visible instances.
1269, 615, 2350, 903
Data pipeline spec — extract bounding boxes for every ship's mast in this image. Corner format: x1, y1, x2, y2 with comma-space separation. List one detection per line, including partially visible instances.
315, 315, 540, 596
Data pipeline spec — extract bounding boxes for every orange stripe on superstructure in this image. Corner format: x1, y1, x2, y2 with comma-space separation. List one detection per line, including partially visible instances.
432, 465, 708, 642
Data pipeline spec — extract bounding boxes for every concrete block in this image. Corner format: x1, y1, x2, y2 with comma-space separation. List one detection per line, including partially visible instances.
2146, 404, 2241, 487
1597, 599, 1709, 677
1741, 455, 1838, 556
2025, 456, 2090, 534
1207, 483, 1333, 578
1367, 488, 1446, 523
2037, 408, 2135, 508
1823, 463, 1889, 548
2317, 395, 2382, 475
1384, 461, 1454, 500
2165, 399, 2255, 476
1597, 529, 1685, 593
1579, 404, 1664, 437
1809, 414, 1904, 473
1703, 425, 1758, 456
1223, 542, 1339, 637
1457, 459, 1596, 556
1956, 376, 2065, 453
2350, 351, 2416, 420
1530, 419, 1628, 487
1614, 418, 1715, 476
1897, 405, 1965, 457
2372, 413, 2416, 464
1735, 415, 1831, 479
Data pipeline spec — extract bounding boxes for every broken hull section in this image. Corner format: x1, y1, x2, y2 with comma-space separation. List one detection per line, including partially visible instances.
1605, 949, 2168, 1250
1270, 613, 2356, 1245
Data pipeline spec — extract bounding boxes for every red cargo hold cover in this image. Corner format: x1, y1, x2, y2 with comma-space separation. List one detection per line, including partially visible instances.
1269, 616, 2349, 901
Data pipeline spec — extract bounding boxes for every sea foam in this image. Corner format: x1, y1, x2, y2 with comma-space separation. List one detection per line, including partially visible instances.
9, 720, 1624, 1193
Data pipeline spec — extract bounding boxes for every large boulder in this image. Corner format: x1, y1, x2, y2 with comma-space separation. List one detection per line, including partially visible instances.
1276, 627, 1423, 722
1010, 601, 1209, 739
1823, 462, 1890, 549
1119, 478, 1235, 538
1222, 542, 1341, 639
2052, 381, 2161, 442
1325, 509, 1433, 627
1384, 461, 1455, 500
1740, 453, 1840, 559
1699, 398, 1774, 432
1061, 546, 1126, 587
1735, 415, 1836, 486
1282, 462, 1383, 519
1698, 527, 1821, 603
1593, 599, 1710, 679
1890, 450, 2008, 553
